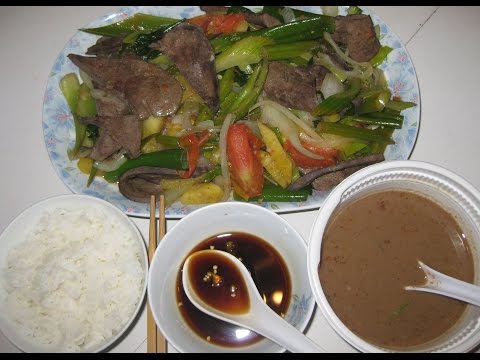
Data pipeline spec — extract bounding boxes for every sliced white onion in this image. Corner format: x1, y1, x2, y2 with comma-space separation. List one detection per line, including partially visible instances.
321, 6, 339, 16
190, 120, 221, 133
171, 112, 193, 133
251, 101, 324, 160
163, 187, 188, 208
299, 131, 354, 150
219, 113, 235, 201
280, 6, 296, 23
372, 67, 388, 88
171, 101, 201, 134
291, 109, 316, 128
320, 72, 345, 99
256, 100, 324, 143
79, 69, 94, 89
94, 151, 128, 172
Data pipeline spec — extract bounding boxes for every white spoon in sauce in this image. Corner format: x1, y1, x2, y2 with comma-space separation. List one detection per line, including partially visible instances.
405, 260, 480, 307
182, 249, 325, 353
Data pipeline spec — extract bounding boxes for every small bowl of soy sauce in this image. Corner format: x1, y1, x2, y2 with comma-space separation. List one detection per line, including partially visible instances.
147, 202, 315, 353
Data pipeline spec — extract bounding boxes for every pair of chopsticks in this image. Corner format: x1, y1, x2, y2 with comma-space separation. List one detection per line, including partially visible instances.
147, 194, 167, 353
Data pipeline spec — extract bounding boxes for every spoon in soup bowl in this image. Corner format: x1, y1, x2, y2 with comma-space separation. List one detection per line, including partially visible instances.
405, 260, 480, 307
182, 249, 325, 353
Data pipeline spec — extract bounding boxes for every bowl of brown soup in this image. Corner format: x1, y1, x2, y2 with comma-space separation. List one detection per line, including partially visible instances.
307, 160, 480, 353
148, 202, 315, 353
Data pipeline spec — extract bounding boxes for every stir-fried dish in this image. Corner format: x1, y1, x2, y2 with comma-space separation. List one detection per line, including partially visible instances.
60, 6, 416, 208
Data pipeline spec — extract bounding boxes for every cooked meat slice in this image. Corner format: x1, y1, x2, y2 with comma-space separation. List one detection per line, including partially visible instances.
288, 153, 385, 191
244, 12, 281, 28
86, 35, 127, 57
68, 54, 183, 117
152, 23, 219, 112
68, 55, 135, 89
332, 16, 349, 44
106, 115, 142, 159
332, 14, 381, 62
89, 132, 122, 161
123, 74, 181, 120
83, 91, 133, 161
311, 166, 363, 191
118, 167, 179, 203
80, 115, 142, 159
264, 61, 329, 112
200, 5, 228, 14
118, 164, 215, 203
91, 89, 129, 117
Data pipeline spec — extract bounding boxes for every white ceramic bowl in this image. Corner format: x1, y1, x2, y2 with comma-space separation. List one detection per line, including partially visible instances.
148, 201, 315, 353
307, 160, 480, 353
0, 194, 148, 353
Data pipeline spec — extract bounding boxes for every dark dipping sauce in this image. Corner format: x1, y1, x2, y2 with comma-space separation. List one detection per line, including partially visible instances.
177, 232, 291, 348
187, 250, 250, 315
319, 189, 475, 350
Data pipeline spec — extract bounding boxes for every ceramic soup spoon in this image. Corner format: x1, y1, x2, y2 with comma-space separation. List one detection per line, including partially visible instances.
405, 260, 480, 307
182, 249, 325, 353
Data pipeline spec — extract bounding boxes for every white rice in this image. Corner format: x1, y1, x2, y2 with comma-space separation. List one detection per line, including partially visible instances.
0, 206, 145, 352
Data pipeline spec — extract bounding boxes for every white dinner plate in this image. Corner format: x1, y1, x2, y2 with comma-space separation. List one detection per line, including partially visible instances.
42, 6, 420, 218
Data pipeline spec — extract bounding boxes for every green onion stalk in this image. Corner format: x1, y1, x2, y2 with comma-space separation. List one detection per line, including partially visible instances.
80, 13, 180, 37
210, 15, 336, 53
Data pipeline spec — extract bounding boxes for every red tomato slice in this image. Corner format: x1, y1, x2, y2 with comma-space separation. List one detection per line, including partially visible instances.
227, 123, 264, 199
187, 14, 248, 36
283, 140, 339, 170
186, 14, 211, 31
178, 130, 211, 178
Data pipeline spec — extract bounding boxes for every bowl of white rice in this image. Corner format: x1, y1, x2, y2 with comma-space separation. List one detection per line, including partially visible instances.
0, 194, 148, 353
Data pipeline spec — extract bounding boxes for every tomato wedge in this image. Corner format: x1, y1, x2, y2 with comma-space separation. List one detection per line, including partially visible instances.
283, 140, 339, 169
178, 130, 211, 178
187, 14, 248, 36
227, 123, 264, 199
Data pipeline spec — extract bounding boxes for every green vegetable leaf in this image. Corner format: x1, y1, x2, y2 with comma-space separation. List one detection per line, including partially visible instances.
391, 302, 410, 319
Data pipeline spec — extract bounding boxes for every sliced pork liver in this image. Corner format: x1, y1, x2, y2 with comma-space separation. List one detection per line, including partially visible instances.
80, 115, 142, 159
199, 5, 228, 14
118, 162, 215, 203
311, 166, 363, 191
264, 61, 328, 112
91, 89, 129, 117
288, 153, 385, 191
86, 35, 127, 57
332, 14, 380, 62
68, 54, 183, 118
118, 167, 179, 203
89, 132, 122, 161
86, 89, 129, 161
152, 23, 219, 112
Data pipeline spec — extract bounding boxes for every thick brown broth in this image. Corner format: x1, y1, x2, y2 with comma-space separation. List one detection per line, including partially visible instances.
187, 251, 250, 315
177, 232, 291, 348
319, 189, 474, 350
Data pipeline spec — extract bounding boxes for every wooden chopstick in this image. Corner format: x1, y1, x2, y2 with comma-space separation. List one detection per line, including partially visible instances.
147, 195, 158, 353
156, 194, 167, 353
147, 194, 168, 353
